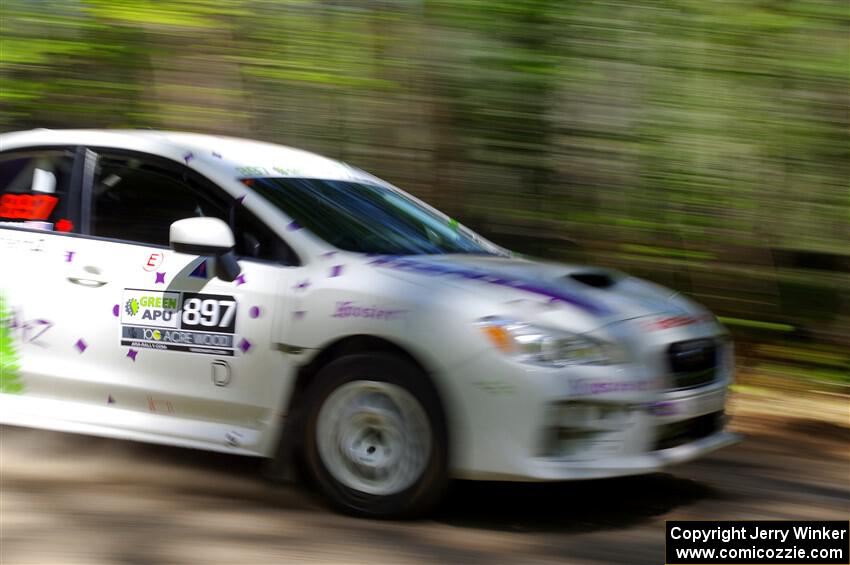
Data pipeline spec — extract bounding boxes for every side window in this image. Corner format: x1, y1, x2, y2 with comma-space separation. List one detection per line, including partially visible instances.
91, 155, 226, 247
89, 153, 298, 264
0, 151, 77, 232
231, 204, 299, 265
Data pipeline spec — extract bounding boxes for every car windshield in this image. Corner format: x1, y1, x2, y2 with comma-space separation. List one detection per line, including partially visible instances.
247, 177, 498, 255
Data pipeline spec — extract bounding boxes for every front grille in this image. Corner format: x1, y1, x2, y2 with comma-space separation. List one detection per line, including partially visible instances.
667, 339, 718, 389
653, 411, 724, 451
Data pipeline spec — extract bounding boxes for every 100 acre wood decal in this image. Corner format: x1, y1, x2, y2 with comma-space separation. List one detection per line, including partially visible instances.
120, 289, 238, 356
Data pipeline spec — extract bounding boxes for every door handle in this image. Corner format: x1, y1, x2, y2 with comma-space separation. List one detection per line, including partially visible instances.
67, 277, 108, 288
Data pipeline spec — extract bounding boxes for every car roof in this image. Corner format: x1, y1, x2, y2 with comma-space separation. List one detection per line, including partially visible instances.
0, 129, 372, 182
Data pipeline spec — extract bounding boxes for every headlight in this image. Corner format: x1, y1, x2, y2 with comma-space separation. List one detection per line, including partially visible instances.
476, 316, 629, 367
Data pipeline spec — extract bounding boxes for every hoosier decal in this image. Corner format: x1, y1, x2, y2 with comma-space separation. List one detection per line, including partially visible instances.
120, 289, 238, 356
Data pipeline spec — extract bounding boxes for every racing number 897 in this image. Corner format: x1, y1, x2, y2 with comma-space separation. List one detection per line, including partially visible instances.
182, 298, 236, 328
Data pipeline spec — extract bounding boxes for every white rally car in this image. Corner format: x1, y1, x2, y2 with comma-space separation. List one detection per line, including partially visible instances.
0, 129, 740, 516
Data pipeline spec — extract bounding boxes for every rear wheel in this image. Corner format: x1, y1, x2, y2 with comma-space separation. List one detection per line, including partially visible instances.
302, 353, 447, 517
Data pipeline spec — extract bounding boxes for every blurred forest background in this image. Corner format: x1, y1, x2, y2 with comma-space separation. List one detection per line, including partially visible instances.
1, 0, 848, 386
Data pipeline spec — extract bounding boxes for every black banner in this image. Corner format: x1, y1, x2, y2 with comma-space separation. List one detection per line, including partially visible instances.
180, 292, 238, 333
666, 521, 849, 564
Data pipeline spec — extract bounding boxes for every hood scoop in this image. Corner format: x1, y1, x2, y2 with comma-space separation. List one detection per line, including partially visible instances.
567, 271, 617, 289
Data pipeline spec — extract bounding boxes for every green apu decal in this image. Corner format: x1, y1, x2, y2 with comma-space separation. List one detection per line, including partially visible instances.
0, 292, 24, 394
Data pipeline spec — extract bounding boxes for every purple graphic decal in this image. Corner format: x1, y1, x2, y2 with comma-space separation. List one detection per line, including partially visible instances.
107, 395, 115, 405
329, 265, 344, 278
235, 274, 246, 286
371, 257, 609, 316
238, 338, 252, 353
649, 401, 676, 416
321, 251, 337, 258
368, 256, 395, 266
188, 260, 208, 279
570, 378, 652, 396
183, 152, 194, 165
155, 272, 166, 284
294, 279, 310, 291
286, 221, 301, 231
332, 301, 406, 321
126, 348, 138, 362
293, 310, 306, 320
249, 306, 260, 319
236, 195, 246, 205
9, 310, 54, 344
65, 251, 75, 262
112, 304, 120, 317
74, 338, 87, 353
212, 151, 222, 159
225, 430, 243, 447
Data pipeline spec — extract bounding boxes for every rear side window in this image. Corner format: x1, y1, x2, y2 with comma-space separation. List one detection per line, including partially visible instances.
0, 151, 77, 232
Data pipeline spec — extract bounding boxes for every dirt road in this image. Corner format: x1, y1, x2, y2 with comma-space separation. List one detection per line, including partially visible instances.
2, 387, 848, 564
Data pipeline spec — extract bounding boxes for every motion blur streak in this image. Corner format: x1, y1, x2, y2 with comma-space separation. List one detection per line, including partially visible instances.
0, 0, 847, 563
1, 388, 847, 564
3, 1, 847, 356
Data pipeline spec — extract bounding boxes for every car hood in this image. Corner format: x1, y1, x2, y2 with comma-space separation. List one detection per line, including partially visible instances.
369, 254, 704, 327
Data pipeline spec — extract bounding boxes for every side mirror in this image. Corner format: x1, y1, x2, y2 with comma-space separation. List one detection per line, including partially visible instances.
169, 217, 241, 282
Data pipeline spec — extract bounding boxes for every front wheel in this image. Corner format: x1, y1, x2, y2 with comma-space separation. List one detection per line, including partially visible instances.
302, 353, 448, 517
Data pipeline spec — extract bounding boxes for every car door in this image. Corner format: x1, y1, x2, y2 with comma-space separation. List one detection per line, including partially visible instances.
0, 147, 87, 405
35, 149, 297, 453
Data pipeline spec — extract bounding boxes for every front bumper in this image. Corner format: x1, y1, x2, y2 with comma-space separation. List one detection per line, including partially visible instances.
442, 328, 741, 481
527, 429, 742, 481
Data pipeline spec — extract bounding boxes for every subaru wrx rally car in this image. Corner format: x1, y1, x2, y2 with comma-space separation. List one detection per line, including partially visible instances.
0, 129, 740, 516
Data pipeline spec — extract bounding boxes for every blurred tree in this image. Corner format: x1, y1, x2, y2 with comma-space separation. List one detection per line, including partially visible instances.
0, 294, 23, 394
0, 0, 848, 345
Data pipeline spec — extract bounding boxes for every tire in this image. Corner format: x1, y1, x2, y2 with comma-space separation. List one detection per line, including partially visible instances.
301, 353, 448, 518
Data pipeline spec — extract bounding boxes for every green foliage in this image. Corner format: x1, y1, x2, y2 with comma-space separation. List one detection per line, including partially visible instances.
0, 293, 24, 394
